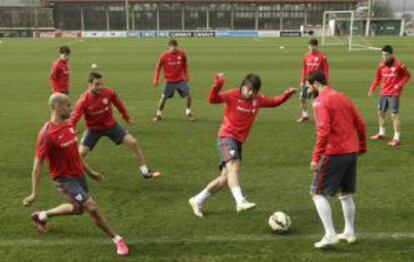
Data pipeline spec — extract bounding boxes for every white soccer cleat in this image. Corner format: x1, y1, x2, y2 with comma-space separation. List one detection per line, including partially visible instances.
236, 200, 256, 213
337, 233, 357, 244
314, 235, 340, 249
188, 197, 204, 217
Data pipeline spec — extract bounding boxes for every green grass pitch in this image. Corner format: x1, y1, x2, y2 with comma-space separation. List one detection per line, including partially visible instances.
0, 37, 413, 261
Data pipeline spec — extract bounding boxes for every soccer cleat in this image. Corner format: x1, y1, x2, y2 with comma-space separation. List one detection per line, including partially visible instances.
152, 115, 162, 122
314, 235, 340, 249
142, 170, 161, 180
370, 134, 386, 140
236, 200, 256, 213
387, 139, 400, 146
188, 197, 204, 217
31, 212, 49, 233
337, 233, 357, 244
296, 116, 309, 123
115, 238, 129, 256
186, 113, 197, 122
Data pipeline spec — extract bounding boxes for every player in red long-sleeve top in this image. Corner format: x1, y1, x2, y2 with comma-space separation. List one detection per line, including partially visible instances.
70, 72, 160, 180
368, 45, 411, 146
189, 73, 296, 217
306, 71, 366, 249
297, 38, 329, 123
152, 39, 196, 122
23, 93, 129, 256
49, 46, 70, 94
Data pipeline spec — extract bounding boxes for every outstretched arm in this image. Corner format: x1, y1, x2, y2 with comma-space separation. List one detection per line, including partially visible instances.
208, 73, 231, 104
259, 87, 297, 108
23, 157, 44, 206
153, 55, 163, 87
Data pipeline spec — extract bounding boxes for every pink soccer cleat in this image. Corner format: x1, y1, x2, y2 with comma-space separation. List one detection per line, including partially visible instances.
370, 134, 386, 140
387, 139, 400, 146
31, 212, 49, 233
115, 238, 129, 256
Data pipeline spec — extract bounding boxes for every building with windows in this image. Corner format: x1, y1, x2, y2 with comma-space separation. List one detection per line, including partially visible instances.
44, 0, 358, 31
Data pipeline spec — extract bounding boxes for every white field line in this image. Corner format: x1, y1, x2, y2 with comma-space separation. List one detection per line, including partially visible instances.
0, 233, 413, 247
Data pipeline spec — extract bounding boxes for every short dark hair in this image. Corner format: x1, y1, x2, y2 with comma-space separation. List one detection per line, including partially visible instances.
308, 38, 318, 46
88, 72, 102, 83
59, 46, 71, 55
168, 39, 178, 47
381, 45, 393, 54
307, 70, 327, 86
240, 73, 261, 93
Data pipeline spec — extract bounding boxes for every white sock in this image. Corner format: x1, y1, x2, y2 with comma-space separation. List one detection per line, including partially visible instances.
302, 111, 309, 117
38, 211, 48, 221
186, 108, 191, 115
139, 165, 149, 175
193, 189, 210, 205
313, 195, 336, 238
112, 235, 122, 243
157, 110, 162, 116
230, 186, 245, 205
339, 194, 355, 236
393, 132, 400, 141
379, 127, 386, 136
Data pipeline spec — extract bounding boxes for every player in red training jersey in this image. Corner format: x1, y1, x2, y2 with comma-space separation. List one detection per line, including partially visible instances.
189, 73, 296, 217
70, 72, 160, 179
23, 93, 129, 256
297, 38, 329, 123
307, 71, 366, 249
152, 39, 196, 122
49, 46, 70, 94
368, 45, 411, 146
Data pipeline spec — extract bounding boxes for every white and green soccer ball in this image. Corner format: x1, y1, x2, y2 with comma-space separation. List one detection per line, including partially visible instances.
268, 211, 291, 233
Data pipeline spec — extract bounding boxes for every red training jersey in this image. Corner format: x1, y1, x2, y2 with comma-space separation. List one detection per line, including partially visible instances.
153, 49, 189, 84
369, 59, 411, 96
49, 58, 69, 94
312, 87, 366, 163
208, 75, 295, 143
70, 87, 131, 131
301, 50, 329, 84
35, 120, 84, 180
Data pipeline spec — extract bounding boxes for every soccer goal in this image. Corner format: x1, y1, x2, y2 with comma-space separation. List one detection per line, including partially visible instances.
321, 10, 380, 51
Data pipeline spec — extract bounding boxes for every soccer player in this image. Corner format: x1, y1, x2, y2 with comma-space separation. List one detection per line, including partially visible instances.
297, 38, 329, 123
368, 45, 411, 146
23, 93, 129, 256
70, 72, 160, 179
307, 71, 366, 249
152, 39, 196, 122
49, 46, 70, 94
188, 73, 296, 217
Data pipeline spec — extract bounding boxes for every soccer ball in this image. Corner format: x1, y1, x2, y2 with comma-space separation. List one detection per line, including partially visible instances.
91, 63, 98, 70
268, 211, 291, 233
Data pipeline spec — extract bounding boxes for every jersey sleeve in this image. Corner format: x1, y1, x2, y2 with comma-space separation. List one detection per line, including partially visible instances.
369, 64, 382, 93
69, 96, 85, 127
259, 90, 295, 108
350, 102, 367, 153
111, 90, 131, 123
208, 75, 232, 104
395, 63, 411, 90
182, 52, 189, 81
49, 61, 60, 92
312, 101, 331, 163
35, 125, 52, 160
153, 54, 164, 85
322, 56, 329, 84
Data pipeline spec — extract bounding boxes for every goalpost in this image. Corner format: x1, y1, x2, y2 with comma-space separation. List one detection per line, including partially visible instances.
321, 10, 380, 51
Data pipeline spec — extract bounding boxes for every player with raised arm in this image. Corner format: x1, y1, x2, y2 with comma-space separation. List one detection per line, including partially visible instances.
189, 73, 296, 217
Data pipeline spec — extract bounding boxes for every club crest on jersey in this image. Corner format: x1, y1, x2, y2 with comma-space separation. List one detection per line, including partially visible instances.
69, 128, 75, 134
103, 98, 109, 105
391, 67, 396, 72
314, 57, 319, 62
